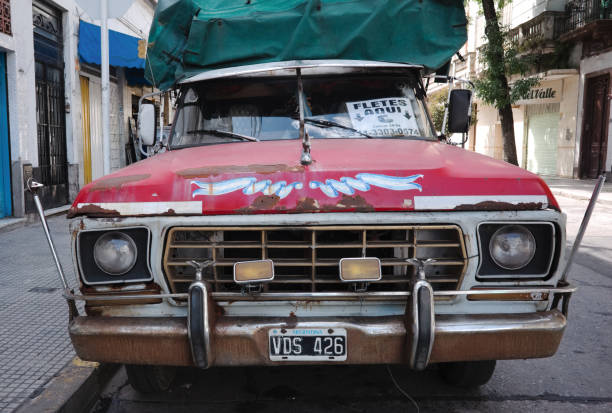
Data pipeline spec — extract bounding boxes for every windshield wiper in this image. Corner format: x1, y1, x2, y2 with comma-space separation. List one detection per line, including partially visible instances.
300, 117, 373, 139
186, 129, 259, 142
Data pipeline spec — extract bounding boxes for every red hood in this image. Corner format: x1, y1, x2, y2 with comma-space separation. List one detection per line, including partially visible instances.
69, 139, 559, 217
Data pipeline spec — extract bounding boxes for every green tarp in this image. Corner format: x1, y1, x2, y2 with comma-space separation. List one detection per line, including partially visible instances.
145, 0, 467, 90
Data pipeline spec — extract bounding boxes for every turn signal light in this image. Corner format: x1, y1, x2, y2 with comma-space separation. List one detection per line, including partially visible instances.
339, 257, 382, 282
233, 259, 275, 284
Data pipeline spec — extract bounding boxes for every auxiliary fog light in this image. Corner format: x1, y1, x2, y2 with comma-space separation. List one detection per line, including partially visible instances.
93, 232, 138, 276
233, 259, 275, 284
489, 225, 536, 270
339, 257, 382, 282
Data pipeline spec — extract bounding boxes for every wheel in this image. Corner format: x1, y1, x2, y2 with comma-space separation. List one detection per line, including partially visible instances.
125, 364, 177, 393
438, 360, 496, 388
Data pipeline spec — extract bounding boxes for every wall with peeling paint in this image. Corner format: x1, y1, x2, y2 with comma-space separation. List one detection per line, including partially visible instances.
0, 0, 155, 217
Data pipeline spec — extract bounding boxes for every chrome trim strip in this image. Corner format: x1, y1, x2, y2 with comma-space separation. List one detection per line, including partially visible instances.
64, 292, 189, 301
414, 195, 549, 210
63, 285, 576, 302
180, 60, 423, 84
76, 201, 202, 216
74, 210, 564, 228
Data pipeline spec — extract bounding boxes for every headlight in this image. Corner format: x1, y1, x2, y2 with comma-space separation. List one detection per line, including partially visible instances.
93, 232, 138, 275
489, 225, 536, 270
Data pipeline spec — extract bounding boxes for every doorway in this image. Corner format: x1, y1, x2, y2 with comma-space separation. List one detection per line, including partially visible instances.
32, 1, 68, 209
580, 73, 610, 179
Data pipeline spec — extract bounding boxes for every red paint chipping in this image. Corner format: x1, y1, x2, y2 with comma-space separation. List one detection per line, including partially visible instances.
70, 139, 560, 217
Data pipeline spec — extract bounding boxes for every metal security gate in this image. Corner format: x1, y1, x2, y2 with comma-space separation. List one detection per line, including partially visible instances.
526, 104, 560, 176
32, 1, 68, 209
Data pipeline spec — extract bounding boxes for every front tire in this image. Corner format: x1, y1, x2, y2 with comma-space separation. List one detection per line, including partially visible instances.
125, 364, 177, 393
438, 360, 496, 388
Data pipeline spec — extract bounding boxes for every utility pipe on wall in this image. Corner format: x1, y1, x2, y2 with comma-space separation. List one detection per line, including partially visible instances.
101, 0, 111, 175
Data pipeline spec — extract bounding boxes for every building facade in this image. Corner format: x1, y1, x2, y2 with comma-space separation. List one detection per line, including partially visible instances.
0, 0, 156, 218
436, 0, 612, 179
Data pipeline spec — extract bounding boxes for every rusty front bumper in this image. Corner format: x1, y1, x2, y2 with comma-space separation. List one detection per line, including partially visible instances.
69, 309, 567, 367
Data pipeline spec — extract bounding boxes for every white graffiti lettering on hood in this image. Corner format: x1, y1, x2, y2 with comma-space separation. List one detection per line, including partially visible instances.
191, 173, 424, 199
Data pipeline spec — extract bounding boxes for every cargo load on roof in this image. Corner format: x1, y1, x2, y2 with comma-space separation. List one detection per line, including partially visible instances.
145, 0, 468, 90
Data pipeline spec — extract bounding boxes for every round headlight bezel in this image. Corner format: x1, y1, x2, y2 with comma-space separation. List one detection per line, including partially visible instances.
488, 225, 536, 270
93, 231, 138, 276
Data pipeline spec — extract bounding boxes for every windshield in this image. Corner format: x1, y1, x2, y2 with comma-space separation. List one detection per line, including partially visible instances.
170, 74, 435, 148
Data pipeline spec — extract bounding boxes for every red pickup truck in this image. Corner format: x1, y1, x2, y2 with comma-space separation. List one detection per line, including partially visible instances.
62, 60, 573, 392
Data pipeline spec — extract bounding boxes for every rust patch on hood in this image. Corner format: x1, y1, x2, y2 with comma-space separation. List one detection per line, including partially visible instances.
295, 197, 320, 212
89, 174, 151, 191
334, 194, 375, 212
177, 164, 305, 179
67, 204, 121, 218
454, 201, 544, 211
236, 195, 281, 213
295, 195, 374, 213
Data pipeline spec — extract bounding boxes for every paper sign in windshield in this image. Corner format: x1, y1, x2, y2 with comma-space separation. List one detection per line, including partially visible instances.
346, 98, 420, 137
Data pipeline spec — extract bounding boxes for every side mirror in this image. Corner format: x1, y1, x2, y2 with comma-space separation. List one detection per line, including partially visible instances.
447, 89, 472, 134
138, 103, 156, 146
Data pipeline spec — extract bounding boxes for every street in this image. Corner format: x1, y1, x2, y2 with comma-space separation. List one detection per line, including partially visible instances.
88, 194, 612, 413
1, 1, 611, 412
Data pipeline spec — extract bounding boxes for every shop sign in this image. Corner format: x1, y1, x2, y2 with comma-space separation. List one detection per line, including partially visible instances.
515, 80, 562, 105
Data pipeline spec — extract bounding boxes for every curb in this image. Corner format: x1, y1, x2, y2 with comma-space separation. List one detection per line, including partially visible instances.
550, 190, 612, 206
15, 358, 119, 413
0, 205, 70, 234
0, 217, 27, 233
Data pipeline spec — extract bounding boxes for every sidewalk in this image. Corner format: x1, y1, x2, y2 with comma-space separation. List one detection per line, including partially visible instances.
0, 216, 77, 413
544, 177, 612, 205
0, 205, 71, 235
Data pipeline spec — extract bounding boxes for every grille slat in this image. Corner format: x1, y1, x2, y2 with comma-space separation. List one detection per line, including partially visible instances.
162, 225, 467, 296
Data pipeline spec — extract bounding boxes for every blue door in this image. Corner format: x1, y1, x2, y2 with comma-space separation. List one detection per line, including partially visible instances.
0, 52, 12, 218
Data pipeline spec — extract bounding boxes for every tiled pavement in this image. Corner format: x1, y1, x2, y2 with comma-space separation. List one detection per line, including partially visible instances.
0, 216, 77, 413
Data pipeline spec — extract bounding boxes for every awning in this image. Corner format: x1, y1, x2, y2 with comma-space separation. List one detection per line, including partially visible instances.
78, 20, 145, 69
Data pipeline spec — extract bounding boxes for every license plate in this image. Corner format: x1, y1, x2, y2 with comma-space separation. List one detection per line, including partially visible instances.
269, 328, 347, 361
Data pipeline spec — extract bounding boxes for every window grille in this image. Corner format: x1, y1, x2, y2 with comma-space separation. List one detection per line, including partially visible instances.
0, 0, 11, 35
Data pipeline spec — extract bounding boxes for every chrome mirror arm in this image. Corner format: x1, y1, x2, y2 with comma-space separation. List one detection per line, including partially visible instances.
27, 179, 70, 293
560, 175, 606, 283
27, 179, 79, 318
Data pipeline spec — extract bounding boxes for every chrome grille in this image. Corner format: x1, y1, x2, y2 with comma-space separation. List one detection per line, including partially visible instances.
162, 225, 467, 296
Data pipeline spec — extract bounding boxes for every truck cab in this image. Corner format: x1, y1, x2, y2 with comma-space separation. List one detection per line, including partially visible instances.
66, 60, 572, 392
